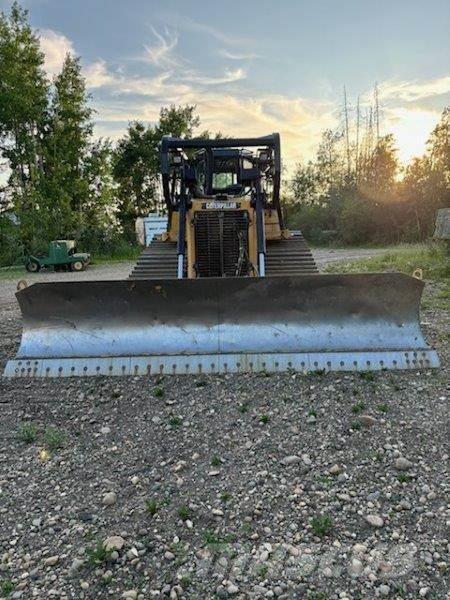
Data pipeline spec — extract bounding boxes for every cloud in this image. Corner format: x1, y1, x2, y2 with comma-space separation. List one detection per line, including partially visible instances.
143, 27, 179, 68
161, 13, 253, 46
375, 76, 450, 103
218, 49, 260, 60
181, 68, 246, 85
39, 29, 74, 76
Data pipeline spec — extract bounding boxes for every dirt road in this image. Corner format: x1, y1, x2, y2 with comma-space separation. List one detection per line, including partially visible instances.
0, 248, 448, 599
0, 248, 386, 308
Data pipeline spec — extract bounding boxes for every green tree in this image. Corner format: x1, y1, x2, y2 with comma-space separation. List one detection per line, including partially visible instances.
113, 104, 200, 238
41, 53, 93, 239
0, 1, 48, 251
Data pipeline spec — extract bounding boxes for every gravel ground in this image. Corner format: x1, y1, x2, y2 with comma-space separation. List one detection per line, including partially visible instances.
0, 251, 448, 599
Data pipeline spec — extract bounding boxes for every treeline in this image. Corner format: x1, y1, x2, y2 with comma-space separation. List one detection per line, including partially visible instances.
285, 95, 449, 245
1, 4, 449, 267
0, 3, 204, 265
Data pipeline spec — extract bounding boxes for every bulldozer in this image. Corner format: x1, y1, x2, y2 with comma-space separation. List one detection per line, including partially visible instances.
4, 134, 439, 377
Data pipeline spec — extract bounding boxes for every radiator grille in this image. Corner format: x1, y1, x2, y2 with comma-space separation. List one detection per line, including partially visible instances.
194, 210, 249, 277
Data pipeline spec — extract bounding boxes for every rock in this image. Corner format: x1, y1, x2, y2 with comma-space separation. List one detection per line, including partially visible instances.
302, 454, 312, 466
419, 588, 430, 597
365, 514, 384, 528
152, 416, 161, 424
103, 535, 125, 551
349, 558, 363, 575
227, 583, 239, 595
378, 584, 390, 596
359, 415, 377, 428
43, 555, 59, 567
394, 457, 413, 471
102, 491, 117, 506
100, 426, 111, 434
306, 415, 317, 424
212, 508, 224, 516
80, 582, 89, 590
130, 475, 139, 485
122, 591, 138, 599
281, 455, 301, 466
164, 551, 175, 561
329, 464, 341, 475
69, 557, 84, 572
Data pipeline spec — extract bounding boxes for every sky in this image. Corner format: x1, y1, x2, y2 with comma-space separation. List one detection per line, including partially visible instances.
3, 0, 450, 170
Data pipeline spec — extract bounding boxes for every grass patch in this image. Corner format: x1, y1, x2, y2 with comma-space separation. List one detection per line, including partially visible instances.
153, 386, 164, 398
43, 426, 65, 451
145, 498, 161, 516
211, 455, 221, 467
351, 420, 362, 431
0, 579, 14, 597
86, 541, 113, 567
310, 514, 333, 538
168, 414, 182, 428
202, 530, 235, 551
17, 422, 39, 443
397, 474, 411, 484
377, 403, 389, 414
177, 505, 192, 521
220, 491, 231, 502
324, 242, 450, 281
259, 414, 270, 424
351, 401, 366, 414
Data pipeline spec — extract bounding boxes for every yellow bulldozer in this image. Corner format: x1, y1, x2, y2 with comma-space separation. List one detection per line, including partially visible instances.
4, 134, 439, 377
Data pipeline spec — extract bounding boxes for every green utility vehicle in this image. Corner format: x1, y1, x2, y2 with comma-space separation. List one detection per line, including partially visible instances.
25, 240, 90, 273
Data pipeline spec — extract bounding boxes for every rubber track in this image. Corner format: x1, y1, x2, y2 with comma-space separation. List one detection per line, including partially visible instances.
128, 230, 318, 279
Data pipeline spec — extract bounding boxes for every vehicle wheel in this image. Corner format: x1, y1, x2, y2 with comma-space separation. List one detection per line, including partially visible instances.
25, 261, 40, 273
70, 261, 84, 272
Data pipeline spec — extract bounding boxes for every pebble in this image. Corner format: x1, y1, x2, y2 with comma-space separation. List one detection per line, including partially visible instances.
102, 491, 117, 506
281, 455, 301, 465
100, 426, 111, 434
103, 535, 125, 551
378, 584, 390, 596
365, 514, 384, 528
329, 463, 342, 475
227, 584, 239, 595
394, 457, 413, 470
122, 591, 138, 599
43, 556, 59, 567
164, 551, 175, 561
359, 414, 377, 427
306, 415, 317, 424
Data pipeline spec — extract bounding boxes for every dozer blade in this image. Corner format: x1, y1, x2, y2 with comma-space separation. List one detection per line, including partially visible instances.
3, 273, 439, 377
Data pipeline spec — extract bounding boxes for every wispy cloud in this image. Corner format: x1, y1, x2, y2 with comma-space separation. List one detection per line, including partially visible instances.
375, 76, 450, 103
181, 68, 246, 86
142, 27, 179, 68
218, 49, 260, 60
39, 29, 74, 76
161, 13, 253, 46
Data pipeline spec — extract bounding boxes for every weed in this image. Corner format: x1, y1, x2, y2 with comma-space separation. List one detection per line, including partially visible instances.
259, 414, 270, 424
211, 455, 221, 467
220, 491, 231, 503
359, 371, 375, 382
86, 541, 112, 566
43, 426, 65, 451
169, 414, 182, 428
177, 505, 192, 521
195, 379, 207, 388
17, 422, 38, 443
312, 369, 326, 376
377, 403, 389, 413
397, 474, 411, 484
239, 402, 249, 413
307, 593, 327, 600
145, 499, 160, 516
308, 409, 317, 417
351, 420, 361, 431
351, 401, 366, 414
310, 514, 333, 538
153, 386, 164, 398
179, 575, 192, 589
374, 451, 383, 462
202, 530, 235, 551
256, 564, 269, 579
0, 580, 14, 597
